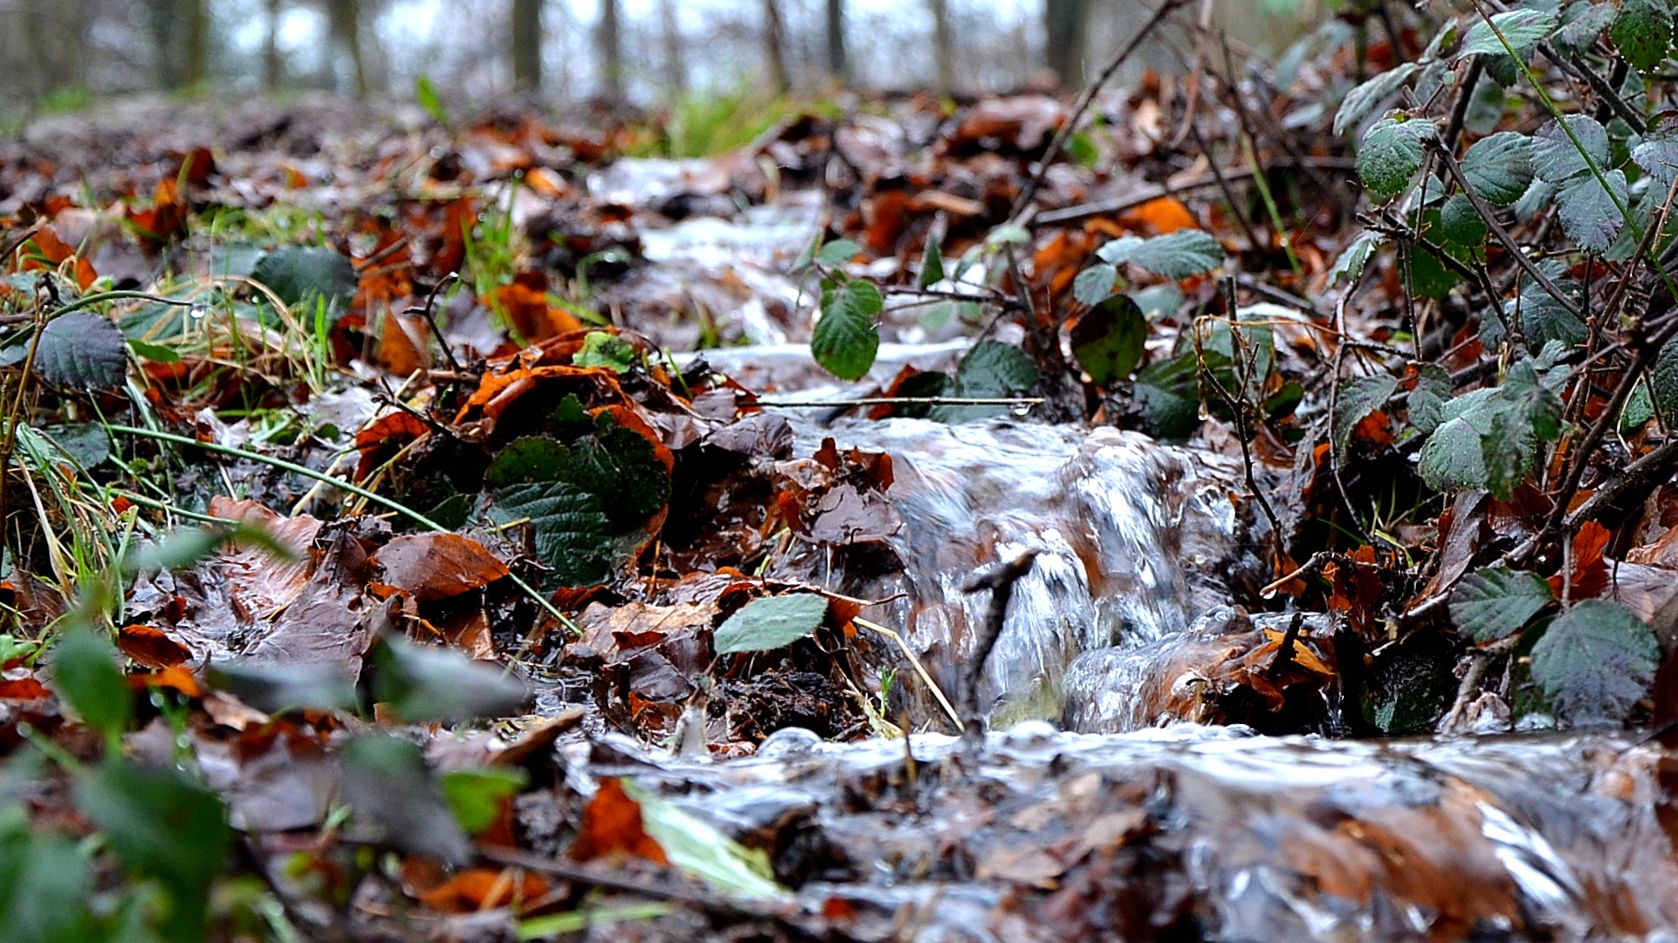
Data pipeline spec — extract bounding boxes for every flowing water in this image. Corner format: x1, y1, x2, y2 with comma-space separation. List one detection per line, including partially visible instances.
599, 168, 1678, 940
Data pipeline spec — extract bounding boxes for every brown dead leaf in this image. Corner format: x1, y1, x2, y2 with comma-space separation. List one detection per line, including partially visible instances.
117, 624, 192, 668
372, 533, 509, 603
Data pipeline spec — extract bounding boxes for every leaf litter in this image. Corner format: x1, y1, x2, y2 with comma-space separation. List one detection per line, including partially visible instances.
10, 11, 1678, 940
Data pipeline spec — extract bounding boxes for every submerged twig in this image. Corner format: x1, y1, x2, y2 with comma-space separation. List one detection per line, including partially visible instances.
958, 551, 1038, 741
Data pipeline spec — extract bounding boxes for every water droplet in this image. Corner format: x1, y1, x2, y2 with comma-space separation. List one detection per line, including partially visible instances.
189, 302, 208, 320
1010, 401, 1033, 417
149, 691, 165, 708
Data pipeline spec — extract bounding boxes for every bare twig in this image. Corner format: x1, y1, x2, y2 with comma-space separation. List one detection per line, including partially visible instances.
1008, 0, 1187, 221
1428, 138, 1585, 323
958, 551, 1039, 739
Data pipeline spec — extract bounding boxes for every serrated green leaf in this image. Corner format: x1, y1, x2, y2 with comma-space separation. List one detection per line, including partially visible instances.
1654, 334, 1678, 419
1612, 0, 1673, 71
627, 782, 786, 900
918, 235, 944, 289
34, 312, 127, 388
1133, 352, 1201, 441
251, 246, 359, 316
1531, 600, 1658, 723
957, 340, 1038, 395
1071, 294, 1146, 385
491, 481, 613, 587
1332, 374, 1400, 455
1451, 566, 1554, 641
1458, 9, 1558, 59
370, 635, 528, 723
570, 422, 672, 527
1632, 115, 1678, 189
1335, 63, 1421, 136
1509, 271, 1587, 348
1623, 380, 1655, 431
1327, 230, 1386, 286
1418, 412, 1490, 493
51, 626, 130, 739
1073, 264, 1120, 306
1556, 168, 1627, 250
1437, 193, 1489, 249
817, 239, 863, 268
714, 593, 829, 654
1357, 116, 1433, 198
1461, 131, 1534, 205
812, 279, 881, 380
1409, 364, 1453, 434
1556, 1, 1616, 53
1096, 229, 1225, 279
1532, 115, 1610, 183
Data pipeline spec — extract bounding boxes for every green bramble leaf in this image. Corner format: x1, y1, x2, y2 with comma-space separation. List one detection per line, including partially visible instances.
1073, 264, 1120, 306
817, 239, 864, 268
1327, 230, 1386, 286
1332, 374, 1400, 456
1357, 116, 1434, 198
1556, 169, 1627, 251
1461, 131, 1534, 206
714, 593, 830, 654
1611, 0, 1673, 72
1334, 63, 1420, 136
1531, 115, 1610, 183
1096, 229, 1225, 279
1457, 9, 1557, 60
1531, 600, 1659, 724
1450, 566, 1554, 642
811, 278, 882, 380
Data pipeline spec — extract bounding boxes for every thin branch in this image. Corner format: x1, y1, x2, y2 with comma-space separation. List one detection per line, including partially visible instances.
1008, 0, 1187, 221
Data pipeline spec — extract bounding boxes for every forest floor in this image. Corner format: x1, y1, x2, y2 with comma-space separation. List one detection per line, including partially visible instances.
7, 8, 1678, 940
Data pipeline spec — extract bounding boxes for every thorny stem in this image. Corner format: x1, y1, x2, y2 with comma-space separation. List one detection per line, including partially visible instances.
1427, 138, 1585, 323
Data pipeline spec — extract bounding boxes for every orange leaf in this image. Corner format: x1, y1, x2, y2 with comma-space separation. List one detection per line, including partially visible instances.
568, 778, 668, 865
1118, 196, 1198, 235
0, 676, 50, 700
418, 867, 550, 914
1549, 520, 1611, 598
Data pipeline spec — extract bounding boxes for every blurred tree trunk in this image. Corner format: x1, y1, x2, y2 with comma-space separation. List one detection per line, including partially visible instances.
326, 0, 370, 97
145, 0, 186, 89
597, 0, 623, 103
659, 0, 686, 95
1044, 0, 1089, 87
763, 0, 790, 94
928, 0, 955, 92
513, 0, 543, 91
183, 0, 209, 87
825, 0, 847, 83
263, 0, 285, 90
